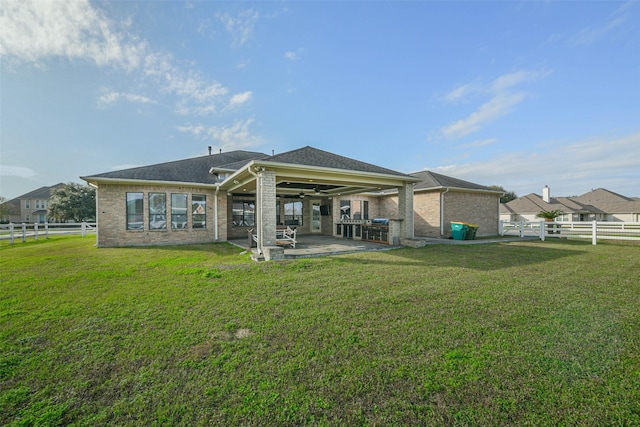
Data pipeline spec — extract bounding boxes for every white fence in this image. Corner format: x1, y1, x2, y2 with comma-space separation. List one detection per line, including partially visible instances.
500, 220, 640, 245
0, 222, 96, 244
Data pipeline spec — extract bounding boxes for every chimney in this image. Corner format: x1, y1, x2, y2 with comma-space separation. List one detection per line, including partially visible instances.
542, 185, 550, 203
208, 146, 212, 155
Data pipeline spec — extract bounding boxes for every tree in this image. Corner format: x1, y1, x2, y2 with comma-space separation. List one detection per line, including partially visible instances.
48, 183, 96, 222
536, 209, 564, 220
489, 185, 518, 203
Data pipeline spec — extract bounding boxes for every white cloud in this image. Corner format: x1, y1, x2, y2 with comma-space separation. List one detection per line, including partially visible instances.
0, 165, 36, 178
284, 51, 298, 61
440, 70, 550, 139
443, 83, 479, 104
97, 89, 154, 107
570, 7, 628, 46
0, 0, 143, 70
217, 9, 260, 47
177, 119, 262, 150
227, 91, 253, 110
429, 131, 640, 197
1, 1, 246, 117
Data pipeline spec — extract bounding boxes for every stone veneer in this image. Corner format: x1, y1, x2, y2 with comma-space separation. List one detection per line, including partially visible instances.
96, 183, 226, 247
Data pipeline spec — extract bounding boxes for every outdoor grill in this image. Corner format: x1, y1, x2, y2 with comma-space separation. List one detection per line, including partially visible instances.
363, 218, 389, 243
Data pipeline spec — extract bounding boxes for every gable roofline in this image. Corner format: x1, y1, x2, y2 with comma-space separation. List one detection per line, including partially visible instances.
262, 146, 416, 179
409, 170, 502, 194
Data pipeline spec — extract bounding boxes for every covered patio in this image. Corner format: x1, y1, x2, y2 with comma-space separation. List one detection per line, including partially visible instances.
228, 234, 401, 259
218, 147, 421, 258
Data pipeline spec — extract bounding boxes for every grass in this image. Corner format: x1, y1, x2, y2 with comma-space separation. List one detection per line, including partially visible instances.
1, 235, 639, 426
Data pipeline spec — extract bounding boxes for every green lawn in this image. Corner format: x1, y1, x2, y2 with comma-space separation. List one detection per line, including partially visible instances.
1, 236, 639, 426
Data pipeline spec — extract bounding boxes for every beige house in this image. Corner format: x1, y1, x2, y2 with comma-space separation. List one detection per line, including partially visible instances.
500, 186, 640, 222
81, 146, 501, 252
0, 184, 64, 223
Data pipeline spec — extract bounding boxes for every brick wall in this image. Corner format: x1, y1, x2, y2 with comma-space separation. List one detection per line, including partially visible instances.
443, 191, 499, 237
96, 183, 223, 247
413, 191, 442, 237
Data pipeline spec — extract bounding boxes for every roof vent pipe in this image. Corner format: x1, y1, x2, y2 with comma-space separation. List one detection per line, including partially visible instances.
543, 185, 550, 203
208, 146, 212, 155
220, 148, 222, 154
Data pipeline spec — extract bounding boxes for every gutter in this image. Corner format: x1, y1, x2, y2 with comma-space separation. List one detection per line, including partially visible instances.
440, 187, 449, 236
214, 184, 220, 241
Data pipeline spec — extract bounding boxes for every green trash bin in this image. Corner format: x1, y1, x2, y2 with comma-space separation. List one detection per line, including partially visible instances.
451, 222, 468, 240
465, 224, 479, 240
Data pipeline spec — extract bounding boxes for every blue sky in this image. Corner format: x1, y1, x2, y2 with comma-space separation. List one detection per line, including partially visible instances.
1, 0, 639, 201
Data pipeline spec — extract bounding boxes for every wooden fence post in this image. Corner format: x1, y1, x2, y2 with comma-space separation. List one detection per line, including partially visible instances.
34, 223, 38, 241
45, 222, 49, 239
539, 220, 545, 241
592, 220, 597, 245
519, 221, 525, 238
82, 222, 86, 237
9, 223, 14, 244
21, 223, 26, 242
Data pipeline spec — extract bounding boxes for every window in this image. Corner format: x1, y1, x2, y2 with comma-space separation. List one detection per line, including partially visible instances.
363, 201, 369, 220
284, 201, 303, 226
171, 193, 188, 229
126, 193, 144, 230
149, 193, 167, 230
232, 201, 255, 227
192, 195, 206, 229
25, 200, 30, 209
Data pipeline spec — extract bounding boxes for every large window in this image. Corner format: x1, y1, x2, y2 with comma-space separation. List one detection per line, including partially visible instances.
149, 193, 167, 230
192, 195, 206, 229
284, 201, 303, 226
233, 201, 255, 227
126, 192, 144, 230
171, 193, 188, 229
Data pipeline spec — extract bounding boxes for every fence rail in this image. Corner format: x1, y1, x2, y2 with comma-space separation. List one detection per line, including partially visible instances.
500, 220, 640, 245
0, 222, 96, 244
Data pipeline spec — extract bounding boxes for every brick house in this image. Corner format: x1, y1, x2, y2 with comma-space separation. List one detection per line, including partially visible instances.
377, 171, 502, 238
81, 146, 500, 251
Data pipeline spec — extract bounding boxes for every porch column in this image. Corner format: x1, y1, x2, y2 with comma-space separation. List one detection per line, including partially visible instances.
256, 169, 277, 251
398, 182, 415, 239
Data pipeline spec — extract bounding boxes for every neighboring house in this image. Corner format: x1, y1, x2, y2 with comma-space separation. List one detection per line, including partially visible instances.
573, 188, 640, 222
378, 171, 502, 237
81, 146, 501, 250
0, 184, 64, 223
500, 186, 640, 222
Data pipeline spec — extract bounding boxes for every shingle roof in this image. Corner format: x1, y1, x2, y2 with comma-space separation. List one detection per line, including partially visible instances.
262, 146, 413, 178
573, 188, 640, 214
501, 193, 604, 215
82, 151, 267, 184
13, 184, 65, 200
410, 170, 499, 192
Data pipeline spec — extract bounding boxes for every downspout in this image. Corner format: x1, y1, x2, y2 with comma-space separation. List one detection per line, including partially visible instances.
214, 184, 220, 241
440, 187, 449, 236
247, 165, 261, 254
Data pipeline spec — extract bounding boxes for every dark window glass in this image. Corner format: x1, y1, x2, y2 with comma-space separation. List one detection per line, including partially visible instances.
126, 192, 144, 230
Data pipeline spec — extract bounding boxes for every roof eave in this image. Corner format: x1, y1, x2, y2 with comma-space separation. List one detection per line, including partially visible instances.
80, 176, 221, 189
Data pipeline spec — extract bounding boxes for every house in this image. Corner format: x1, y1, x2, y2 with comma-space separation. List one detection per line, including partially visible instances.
378, 171, 502, 237
0, 184, 64, 223
573, 188, 640, 222
81, 146, 501, 251
500, 186, 640, 222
